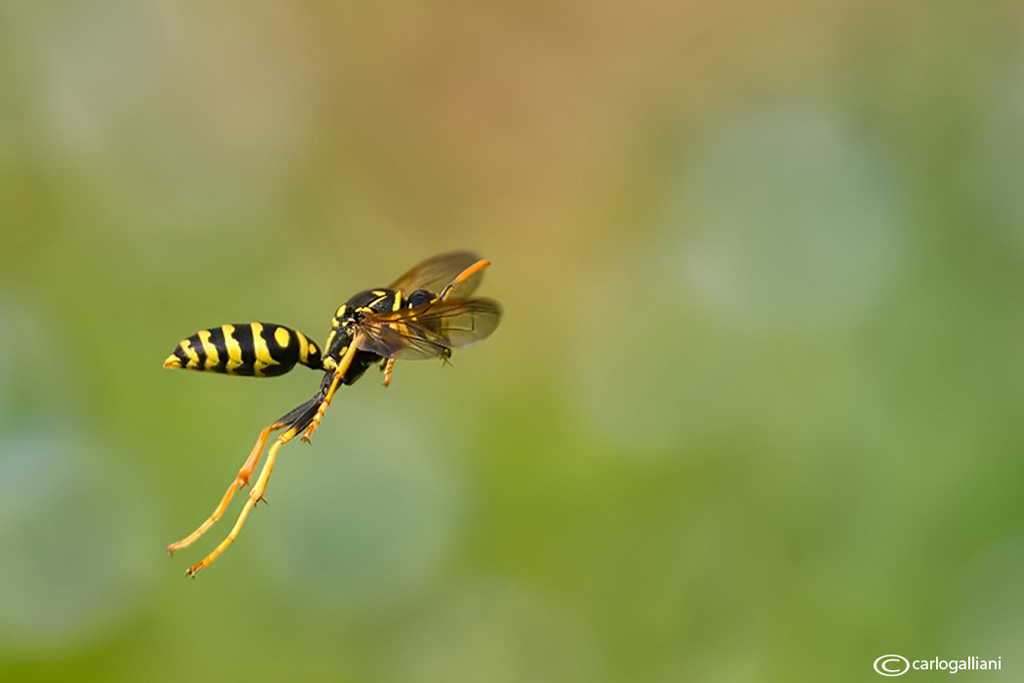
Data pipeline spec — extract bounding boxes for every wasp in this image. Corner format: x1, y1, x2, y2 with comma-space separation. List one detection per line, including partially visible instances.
163, 252, 501, 576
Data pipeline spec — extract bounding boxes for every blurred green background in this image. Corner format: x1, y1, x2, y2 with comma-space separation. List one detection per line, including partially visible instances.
2, 1, 1024, 681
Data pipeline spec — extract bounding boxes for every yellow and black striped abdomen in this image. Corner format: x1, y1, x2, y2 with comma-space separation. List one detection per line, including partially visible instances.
164, 323, 322, 377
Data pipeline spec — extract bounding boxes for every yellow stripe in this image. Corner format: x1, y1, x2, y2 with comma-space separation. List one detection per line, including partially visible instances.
198, 329, 219, 371
251, 322, 277, 376
223, 324, 243, 374
182, 340, 200, 369
295, 330, 309, 364
392, 292, 401, 311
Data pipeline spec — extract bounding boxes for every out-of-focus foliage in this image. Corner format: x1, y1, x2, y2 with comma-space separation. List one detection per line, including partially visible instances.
2, 1, 1023, 681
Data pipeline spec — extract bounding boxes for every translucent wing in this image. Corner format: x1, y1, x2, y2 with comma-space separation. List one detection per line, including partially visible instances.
389, 251, 486, 299
353, 299, 502, 360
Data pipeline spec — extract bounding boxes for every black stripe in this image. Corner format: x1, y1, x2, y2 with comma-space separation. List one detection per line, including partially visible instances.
231, 323, 256, 376
173, 345, 190, 367
207, 326, 229, 374
187, 334, 207, 369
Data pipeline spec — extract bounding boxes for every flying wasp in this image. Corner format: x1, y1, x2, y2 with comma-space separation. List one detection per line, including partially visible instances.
163, 252, 501, 576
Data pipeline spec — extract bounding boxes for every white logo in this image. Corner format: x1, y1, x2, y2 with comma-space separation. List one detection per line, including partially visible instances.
874, 654, 910, 676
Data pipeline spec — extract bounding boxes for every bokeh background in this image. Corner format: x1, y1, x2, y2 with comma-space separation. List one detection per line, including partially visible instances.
2, 1, 1024, 681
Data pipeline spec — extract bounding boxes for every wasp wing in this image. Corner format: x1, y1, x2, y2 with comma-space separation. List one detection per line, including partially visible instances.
353, 299, 502, 360
389, 251, 486, 299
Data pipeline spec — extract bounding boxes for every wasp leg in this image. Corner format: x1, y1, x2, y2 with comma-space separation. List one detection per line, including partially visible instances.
301, 339, 360, 443
185, 424, 301, 577
167, 397, 319, 556
438, 259, 490, 300
382, 358, 396, 387
185, 391, 331, 576
177, 339, 362, 575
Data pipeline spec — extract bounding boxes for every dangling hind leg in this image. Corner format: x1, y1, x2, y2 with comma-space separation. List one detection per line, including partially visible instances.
167, 396, 319, 556
184, 423, 303, 576
184, 346, 361, 575
382, 358, 396, 387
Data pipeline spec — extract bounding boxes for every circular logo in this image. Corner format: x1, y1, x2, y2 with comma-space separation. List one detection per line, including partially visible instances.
874, 654, 910, 676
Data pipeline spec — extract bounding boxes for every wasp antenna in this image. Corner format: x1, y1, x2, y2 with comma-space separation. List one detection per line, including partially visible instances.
439, 260, 490, 300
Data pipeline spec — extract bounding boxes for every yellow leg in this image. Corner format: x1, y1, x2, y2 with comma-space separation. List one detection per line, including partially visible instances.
301, 340, 360, 443
382, 358, 395, 387
185, 426, 298, 576
167, 421, 285, 556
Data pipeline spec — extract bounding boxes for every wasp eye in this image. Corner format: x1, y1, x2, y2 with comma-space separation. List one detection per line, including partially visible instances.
407, 289, 434, 308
